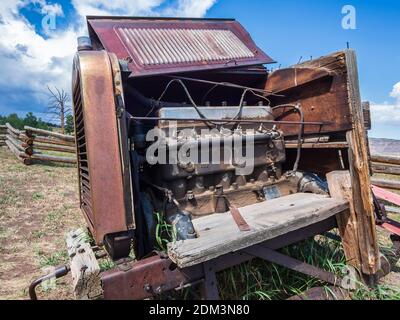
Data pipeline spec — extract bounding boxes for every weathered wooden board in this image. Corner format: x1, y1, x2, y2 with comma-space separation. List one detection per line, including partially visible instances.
345, 50, 380, 275
66, 229, 102, 300
264, 51, 352, 137
371, 178, 400, 191
168, 193, 349, 268
327, 171, 362, 270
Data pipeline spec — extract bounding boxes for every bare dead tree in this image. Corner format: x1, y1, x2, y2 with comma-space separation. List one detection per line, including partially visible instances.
46, 86, 72, 134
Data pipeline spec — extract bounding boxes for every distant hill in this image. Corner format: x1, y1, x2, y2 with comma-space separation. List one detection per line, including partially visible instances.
369, 138, 400, 156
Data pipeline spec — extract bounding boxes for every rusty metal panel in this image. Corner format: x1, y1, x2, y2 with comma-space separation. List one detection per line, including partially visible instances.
72, 50, 128, 244
87, 17, 274, 77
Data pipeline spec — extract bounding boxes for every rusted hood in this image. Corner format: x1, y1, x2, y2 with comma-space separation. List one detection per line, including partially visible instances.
87, 17, 274, 77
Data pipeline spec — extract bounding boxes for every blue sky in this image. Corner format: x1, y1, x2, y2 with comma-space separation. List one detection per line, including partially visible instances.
0, 0, 399, 138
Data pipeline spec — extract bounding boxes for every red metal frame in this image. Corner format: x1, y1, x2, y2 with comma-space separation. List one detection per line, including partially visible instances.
101, 217, 338, 300
373, 185, 400, 236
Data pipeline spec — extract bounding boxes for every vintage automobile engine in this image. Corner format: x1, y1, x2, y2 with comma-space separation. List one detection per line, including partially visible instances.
72, 17, 331, 260
124, 81, 311, 256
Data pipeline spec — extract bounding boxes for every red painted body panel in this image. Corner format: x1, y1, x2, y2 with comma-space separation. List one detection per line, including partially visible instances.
87, 17, 274, 77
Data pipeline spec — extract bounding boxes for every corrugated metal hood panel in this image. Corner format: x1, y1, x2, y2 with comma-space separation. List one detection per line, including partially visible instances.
87, 17, 274, 77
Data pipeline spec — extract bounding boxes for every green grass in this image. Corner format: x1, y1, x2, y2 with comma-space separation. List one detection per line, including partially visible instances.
157, 231, 400, 300
35, 249, 69, 268
32, 192, 44, 200
99, 258, 116, 272
155, 212, 177, 252
217, 235, 348, 300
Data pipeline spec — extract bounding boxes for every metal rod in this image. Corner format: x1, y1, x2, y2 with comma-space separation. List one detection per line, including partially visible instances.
168, 75, 283, 96
130, 116, 328, 126
29, 265, 70, 300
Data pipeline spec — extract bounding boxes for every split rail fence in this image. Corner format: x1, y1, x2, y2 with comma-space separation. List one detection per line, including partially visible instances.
371, 154, 400, 192
2, 123, 76, 165
2, 123, 399, 184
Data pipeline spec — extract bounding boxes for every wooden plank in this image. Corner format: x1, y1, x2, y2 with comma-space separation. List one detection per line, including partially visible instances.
327, 171, 362, 270
285, 142, 348, 149
24, 125, 75, 142
371, 154, 400, 166
33, 143, 75, 154
66, 229, 102, 300
345, 49, 380, 275
371, 178, 400, 191
386, 206, 400, 214
6, 134, 33, 155
5, 140, 31, 165
5, 123, 21, 136
31, 153, 76, 164
372, 163, 400, 176
372, 185, 400, 207
264, 51, 352, 137
362, 101, 371, 130
168, 193, 348, 268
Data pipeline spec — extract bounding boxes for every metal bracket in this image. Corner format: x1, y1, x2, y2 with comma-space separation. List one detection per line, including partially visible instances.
243, 245, 343, 287
201, 261, 220, 300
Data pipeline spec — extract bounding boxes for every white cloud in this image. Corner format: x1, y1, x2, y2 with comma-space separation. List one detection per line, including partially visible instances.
390, 82, 400, 102
163, 0, 217, 17
0, 0, 216, 118
370, 81, 400, 126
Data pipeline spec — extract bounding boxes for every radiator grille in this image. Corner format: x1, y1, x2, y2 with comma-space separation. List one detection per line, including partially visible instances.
72, 78, 94, 228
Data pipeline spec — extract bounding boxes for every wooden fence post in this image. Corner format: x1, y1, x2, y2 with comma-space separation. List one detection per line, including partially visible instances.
345, 50, 380, 276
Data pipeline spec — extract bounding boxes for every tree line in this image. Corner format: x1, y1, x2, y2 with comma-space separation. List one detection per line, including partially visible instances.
0, 112, 74, 135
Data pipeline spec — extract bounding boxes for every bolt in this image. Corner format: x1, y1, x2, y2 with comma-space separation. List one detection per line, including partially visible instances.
154, 286, 163, 294
144, 284, 152, 292
187, 191, 195, 200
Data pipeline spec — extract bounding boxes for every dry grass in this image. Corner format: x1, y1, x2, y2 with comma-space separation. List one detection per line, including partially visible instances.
0, 145, 399, 300
0, 146, 84, 300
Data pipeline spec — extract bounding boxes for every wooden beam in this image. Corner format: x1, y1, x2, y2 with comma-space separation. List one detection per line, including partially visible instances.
21, 133, 74, 147
5, 140, 31, 165
371, 154, 400, 166
345, 49, 380, 275
24, 125, 75, 142
5, 123, 21, 136
31, 153, 76, 164
33, 143, 75, 154
168, 193, 348, 268
285, 142, 348, 149
371, 178, 400, 191
372, 163, 400, 176
66, 229, 102, 300
327, 171, 362, 270
362, 101, 371, 130
6, 134, 32, 154
6, 134, 33, 155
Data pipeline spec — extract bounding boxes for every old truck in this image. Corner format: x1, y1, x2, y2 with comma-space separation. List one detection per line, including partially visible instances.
30, 16, 393, 300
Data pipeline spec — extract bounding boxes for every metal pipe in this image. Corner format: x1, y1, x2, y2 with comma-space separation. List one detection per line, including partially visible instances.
129, 116, 328, 126
168, 75, 283, 97
29, 265, 70, 300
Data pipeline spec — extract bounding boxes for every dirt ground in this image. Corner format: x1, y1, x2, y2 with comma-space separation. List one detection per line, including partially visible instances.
0, 145, 399, 300
0, 146, 84, 299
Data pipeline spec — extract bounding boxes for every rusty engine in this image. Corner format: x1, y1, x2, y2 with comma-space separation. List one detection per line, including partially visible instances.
72, 17, 349, 260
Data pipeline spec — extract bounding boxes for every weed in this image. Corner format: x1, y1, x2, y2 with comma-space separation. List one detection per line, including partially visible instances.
32, 192, 44, 200
36, 250, 69, 268
155, 212, 176, 252
99, 258, 116, 272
